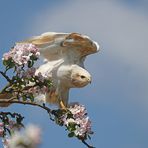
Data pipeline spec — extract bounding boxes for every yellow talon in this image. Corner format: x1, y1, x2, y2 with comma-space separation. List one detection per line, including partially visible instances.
59, 100, 67, 110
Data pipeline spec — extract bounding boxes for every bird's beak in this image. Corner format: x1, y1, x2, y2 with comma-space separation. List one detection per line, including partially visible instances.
88, 78, 92, 84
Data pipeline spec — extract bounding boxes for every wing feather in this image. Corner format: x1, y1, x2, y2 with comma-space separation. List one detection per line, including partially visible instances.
17, 32, 68, 46
62, 33, 99, 56
16, 32, 99, 62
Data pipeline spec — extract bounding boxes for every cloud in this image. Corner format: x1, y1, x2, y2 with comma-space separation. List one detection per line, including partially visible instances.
28, 1, 148, 108
30, 0, 148, 72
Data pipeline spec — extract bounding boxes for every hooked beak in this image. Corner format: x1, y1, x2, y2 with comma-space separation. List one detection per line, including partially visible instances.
88, 78, 92, 84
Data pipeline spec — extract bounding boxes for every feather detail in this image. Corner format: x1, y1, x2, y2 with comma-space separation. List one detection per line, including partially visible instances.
17, 32, 68, 46
14, 32, 99, 107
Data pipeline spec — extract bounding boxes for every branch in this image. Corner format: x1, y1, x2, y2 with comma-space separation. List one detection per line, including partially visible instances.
0, 99, 53, 114
0, 84, 11, 94
0, 71, 12, 83
81, 140, 95, 148
0, 99, 94, 148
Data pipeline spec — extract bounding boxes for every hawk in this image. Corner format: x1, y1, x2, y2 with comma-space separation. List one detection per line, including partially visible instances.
1, 32, 99, 108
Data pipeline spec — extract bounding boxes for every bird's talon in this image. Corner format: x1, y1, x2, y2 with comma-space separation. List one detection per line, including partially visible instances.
59, 100, 67, 110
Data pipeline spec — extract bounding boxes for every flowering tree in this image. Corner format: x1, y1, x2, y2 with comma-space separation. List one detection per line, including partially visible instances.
0, 44, 94, 148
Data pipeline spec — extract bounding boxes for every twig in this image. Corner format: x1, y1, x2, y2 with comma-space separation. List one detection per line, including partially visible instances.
0, 99, 94, 148
0, 71, 12, 83
0, 83, 11, 93
0, 99, 52, 114
81, 140, 95, 148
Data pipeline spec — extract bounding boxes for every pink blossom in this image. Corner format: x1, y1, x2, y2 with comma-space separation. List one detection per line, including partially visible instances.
22, 67, 36, 78
75, 117, 92, 137
7, 120, 15, 130
0, 122, 4, 127
7, 124, 41, 148
28, 87, 37, 94
62, 104, 93, 138
0, 122, 4, 137
69, 104, 86, 119
25, 124, 41, 145
28, 85, 48, 95
2, 52, 12, 61
2, 137, 9, 148
2, 43, 40, 65
63, 118, 76, 126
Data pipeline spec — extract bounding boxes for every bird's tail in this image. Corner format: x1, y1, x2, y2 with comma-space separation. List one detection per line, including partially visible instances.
0, 93, 12, 107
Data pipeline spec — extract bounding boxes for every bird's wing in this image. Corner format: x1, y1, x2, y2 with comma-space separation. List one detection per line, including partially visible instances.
17, 32, 69, 61
35, 59, 64, 78
18, 32, 68, 46
17, 32, 99, 62
62, 33, 100, 57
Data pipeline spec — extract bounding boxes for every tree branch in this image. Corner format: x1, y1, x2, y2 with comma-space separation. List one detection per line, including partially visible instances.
0, 99, 53, 114
0, 99, 94, 148
0, 71, 12, 83
81, 140, 95, 148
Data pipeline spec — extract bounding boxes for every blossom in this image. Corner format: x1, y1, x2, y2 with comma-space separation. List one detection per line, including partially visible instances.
2, 43, 40, 65
0, 122, 4, 137
74, 117, 92, 137
8, 124, 41, 148
0, 122, 4, 127
28, 85, 48, 96
2, 137, 9, 148
34, 94, 46, 104
2, 52, 12, 61
69, 104, 86, 119
61, 104, 93, 138
28, 85, 48, 104
25, 124, 41, 145
63, 118, 76, 126
22, 67, 36, 78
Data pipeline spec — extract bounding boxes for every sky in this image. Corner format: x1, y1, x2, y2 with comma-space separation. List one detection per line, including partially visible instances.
0, 0, 148, 148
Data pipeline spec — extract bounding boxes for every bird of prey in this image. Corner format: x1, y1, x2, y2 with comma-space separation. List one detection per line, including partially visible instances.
1, 32, 99, 108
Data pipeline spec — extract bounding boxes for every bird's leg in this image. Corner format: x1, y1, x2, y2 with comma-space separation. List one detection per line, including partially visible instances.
56, 80, 68, 110
59, 99, 67, 110
55, 80, 65, 109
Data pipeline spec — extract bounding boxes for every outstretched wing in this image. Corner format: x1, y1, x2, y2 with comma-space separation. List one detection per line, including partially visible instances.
17, 32, 68, 61
16, 32, 99, 107
62, 33, 99, 56
17, 32, 99, 63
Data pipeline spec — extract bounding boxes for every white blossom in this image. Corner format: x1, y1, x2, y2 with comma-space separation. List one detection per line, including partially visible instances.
61, 104, 93, 138
8, 124, 41, 148
2, 44, 40, 65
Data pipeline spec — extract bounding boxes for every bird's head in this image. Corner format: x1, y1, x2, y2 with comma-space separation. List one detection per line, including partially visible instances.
70, 65, 91, 88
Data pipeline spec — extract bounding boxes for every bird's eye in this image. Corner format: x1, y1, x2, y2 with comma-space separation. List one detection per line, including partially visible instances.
80, 75, 86, 79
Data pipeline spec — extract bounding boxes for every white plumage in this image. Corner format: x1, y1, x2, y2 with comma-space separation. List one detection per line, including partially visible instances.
19, 32, 99, 107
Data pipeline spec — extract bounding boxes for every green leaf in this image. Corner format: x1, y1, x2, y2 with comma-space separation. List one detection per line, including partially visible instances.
28, 60, 33, 68
68, 132, 75, 138
29, 94, 34, 102
22, 95, 27, 101
30, 55, 38, 61
3, 60, 7, 66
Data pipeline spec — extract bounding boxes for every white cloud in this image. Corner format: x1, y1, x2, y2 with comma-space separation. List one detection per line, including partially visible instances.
29, 0, 148, 106
30, 0, 148, 71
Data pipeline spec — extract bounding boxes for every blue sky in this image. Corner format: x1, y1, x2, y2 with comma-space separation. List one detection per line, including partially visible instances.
0, 0, 148, 148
